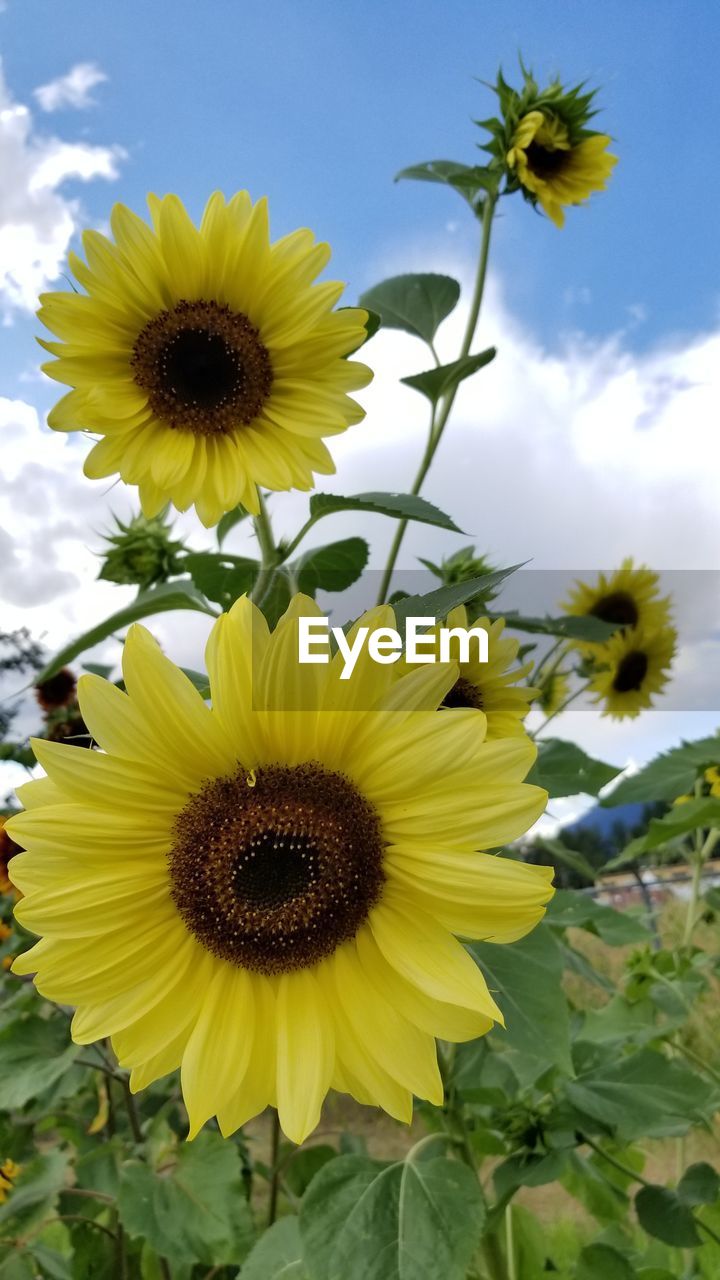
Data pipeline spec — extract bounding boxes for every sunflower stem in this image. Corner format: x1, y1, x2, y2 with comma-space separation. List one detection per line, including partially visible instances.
531, 678, 590, 739
376, 192, 497, 605
251, 492, 280, 607
267, 1109, 282, 1227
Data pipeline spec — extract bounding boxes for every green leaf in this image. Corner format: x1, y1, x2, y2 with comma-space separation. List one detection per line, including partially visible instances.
471, 923, 573, 1080
578, 996, 681, 1048
493, 1151, 568, 1199
577, 1243, 637, 1280
35, 581, 217, 683
536, 838, 596, 884
0, 1016, 78, 1108
307, 491, 463, 533
602, 736, 720, 806
566, 1050, 720, 1141
526, 739, 622, 798
401, 348, 496, 404
184, 553, 259, 610
299, 1153, 485, 1280
295, 539, 368, 596
118, 1132, 254, 1268
216, 502, 250, 547
241, 1218, 307, 1279
284, 1147, 337, 1198
0, 1150, 70, 1232
0, 743, 35, 768
640, 797, 720, 850
358, 274, 460, 345
499, 613, 618, 642
389, 565, 521, 633
259, 569, 294, 630
395, 160, 493, 212
677, 1162, 720, 1206
635, 1185, 700, 1247
546, 890, 651, 946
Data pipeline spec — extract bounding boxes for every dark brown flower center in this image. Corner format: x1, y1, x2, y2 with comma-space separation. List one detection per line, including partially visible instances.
131, 299, 273, 435
613, 651, 648, 694
442, 676, 484, 711
589, 591, 639, 628
168, 763, 385, 975
525, 142, 570, 179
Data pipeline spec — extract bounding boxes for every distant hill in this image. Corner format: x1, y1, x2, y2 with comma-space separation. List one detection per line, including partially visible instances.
565, 801, 650, 844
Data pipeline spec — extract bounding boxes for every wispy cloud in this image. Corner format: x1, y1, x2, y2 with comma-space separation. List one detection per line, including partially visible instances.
33, 62, 108, 113
0, 61, 123, 314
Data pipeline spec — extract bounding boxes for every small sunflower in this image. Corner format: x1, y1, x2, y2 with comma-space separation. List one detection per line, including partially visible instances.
39, 193, 372, 527
588, 625, 676, 720
420, 610, 536, 739
0, 819, 20, 896
704, 766, 720, 797
8, 597, 550, 1144
563, 560, 672, 646
0, 1159, 20, 1204
536, 667, 571, 718
506, 109, 616, 228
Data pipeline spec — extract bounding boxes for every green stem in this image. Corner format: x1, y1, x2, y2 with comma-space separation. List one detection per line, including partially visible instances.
682, 826, 719, 947
505, 1204, 516, 1280
376, 192, 497, 605
267, 1109, 282, 1228
674, 1038, 720, 1087
531, 679, 590, 739
251, 492, 280, 606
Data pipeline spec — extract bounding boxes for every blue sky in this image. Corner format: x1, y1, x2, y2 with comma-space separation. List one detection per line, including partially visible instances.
2, 0, 719, 377
1, 0, 719, 805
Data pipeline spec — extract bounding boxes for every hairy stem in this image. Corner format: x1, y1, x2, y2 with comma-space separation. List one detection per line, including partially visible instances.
376, 193, 497, 604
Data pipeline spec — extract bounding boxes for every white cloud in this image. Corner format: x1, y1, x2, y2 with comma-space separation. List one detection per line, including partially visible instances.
34, 62, 108, 113
0, 60, 123, 313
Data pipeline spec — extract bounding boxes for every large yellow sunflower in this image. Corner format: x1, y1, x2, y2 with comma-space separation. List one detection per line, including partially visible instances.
406, 609, 536, 740
563, 559, 672, 645
588, 624, 676, 720
506, 110, 616, 228
39, 193, 372, 526
8, 597, 550, 1144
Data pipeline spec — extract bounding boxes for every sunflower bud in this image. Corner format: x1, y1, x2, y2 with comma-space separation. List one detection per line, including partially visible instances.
478, 63, 617, 227
98, 509, 187, 589
421, 546, 500, 614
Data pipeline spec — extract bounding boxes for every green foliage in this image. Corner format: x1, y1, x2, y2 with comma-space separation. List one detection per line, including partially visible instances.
295, 538, 369, 594
240, 1216, 307, 1278
526, 738, 622, 798
117, 1132, 254, 1267
395, 160, 495, 215
358, 274, 461, 345
635, 1185, 700, 1247
472, 923, 573, 1079
602, 735, 720, 806
184, 552, 259, 608
299, 1152, 486, 1280
401, 348, 496, 404
35, 581, 217, 684
306, 490, 463, 533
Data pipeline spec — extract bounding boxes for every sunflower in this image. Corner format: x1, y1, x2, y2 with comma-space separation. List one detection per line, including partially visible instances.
704, 766, 720, 797
0, 1159, 20, 1205
536, 667, 571, 718
0, 819, 20, 896
409, 610, 536, 740
506, 110, 616, 228
39, 193, 372, 527
563, 560, 672, 646
588, 625, 676, 720
8, 597, 550, 1144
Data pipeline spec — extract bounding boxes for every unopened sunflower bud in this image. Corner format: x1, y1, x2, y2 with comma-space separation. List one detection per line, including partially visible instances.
98, 509, 187, 589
